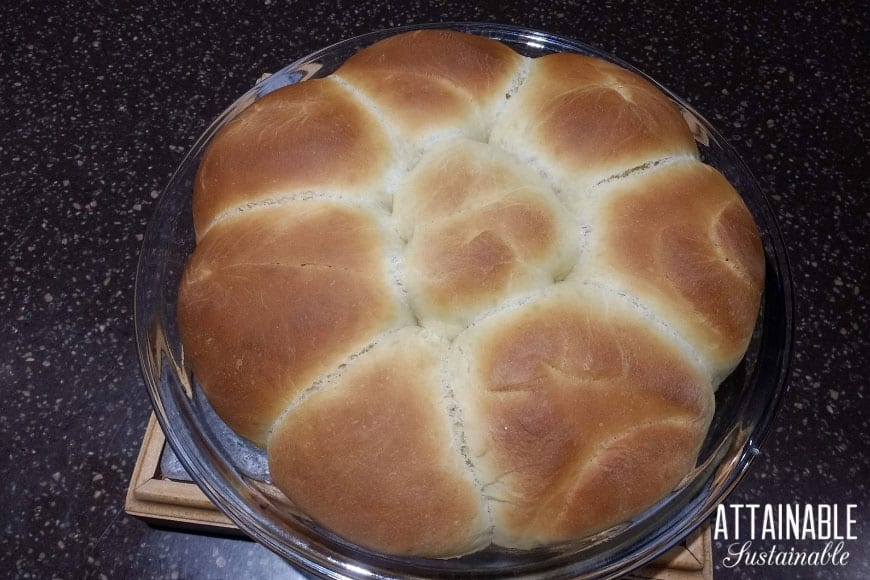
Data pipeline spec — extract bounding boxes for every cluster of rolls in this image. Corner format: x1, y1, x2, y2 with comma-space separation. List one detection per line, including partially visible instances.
177, 29, 764, 558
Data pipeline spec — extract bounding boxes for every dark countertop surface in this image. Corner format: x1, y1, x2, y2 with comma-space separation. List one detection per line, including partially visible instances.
2, 1, 867, 578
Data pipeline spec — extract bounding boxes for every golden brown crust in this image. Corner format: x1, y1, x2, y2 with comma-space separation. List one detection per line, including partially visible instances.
554, 419, 705, 537
583, 161, 764, 381
336, 30, 523, 143
177, 29, 764, 558
451, 285, 713, 547
267, 328, 489, 557
178, 202, 409, 445
192, 77, 395, 238
396, 139, 576, 336
491, 53, 698, 197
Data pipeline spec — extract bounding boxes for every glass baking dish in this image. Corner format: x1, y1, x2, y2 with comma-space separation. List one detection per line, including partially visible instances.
134, 22, 794, 579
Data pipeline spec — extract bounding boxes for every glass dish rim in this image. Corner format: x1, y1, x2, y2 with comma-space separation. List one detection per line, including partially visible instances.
134, 21, 795, 579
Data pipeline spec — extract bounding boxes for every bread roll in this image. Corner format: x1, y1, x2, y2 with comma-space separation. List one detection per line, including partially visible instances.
177, 29, 764, 557
268, 327, 489, 557
394, 137, 577, 337
490, 52, 700, 200
451, 284, 713, 548
576, 160, 765, 383
191, 77, 399, 239
335, 29, 524, 148
178, 201, 413, 445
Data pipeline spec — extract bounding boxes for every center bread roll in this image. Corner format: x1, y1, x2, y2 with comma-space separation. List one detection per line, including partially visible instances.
394, 138, 577, 338
177, 28, 764, 558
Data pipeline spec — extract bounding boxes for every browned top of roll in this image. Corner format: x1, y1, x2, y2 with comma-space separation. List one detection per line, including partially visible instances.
192, 77, 396, 238
584, 161, 764, 381
395, 138, 577, 336
334, 30, 523, 147
491, 52, 699, 196
268, 328, 488, 557
178, 202, 410, 445
451, 284, 713, 547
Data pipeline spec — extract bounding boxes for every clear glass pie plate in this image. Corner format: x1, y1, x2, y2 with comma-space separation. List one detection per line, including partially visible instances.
134, 22, 794, 579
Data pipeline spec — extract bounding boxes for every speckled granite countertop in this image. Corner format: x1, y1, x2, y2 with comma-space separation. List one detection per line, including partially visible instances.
1, 1, 867, 578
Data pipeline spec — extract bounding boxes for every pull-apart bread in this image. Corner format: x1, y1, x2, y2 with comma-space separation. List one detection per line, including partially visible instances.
178, 29, 764, 558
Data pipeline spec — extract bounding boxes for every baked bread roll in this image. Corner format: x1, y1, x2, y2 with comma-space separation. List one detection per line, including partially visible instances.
177, 29, 764, 558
